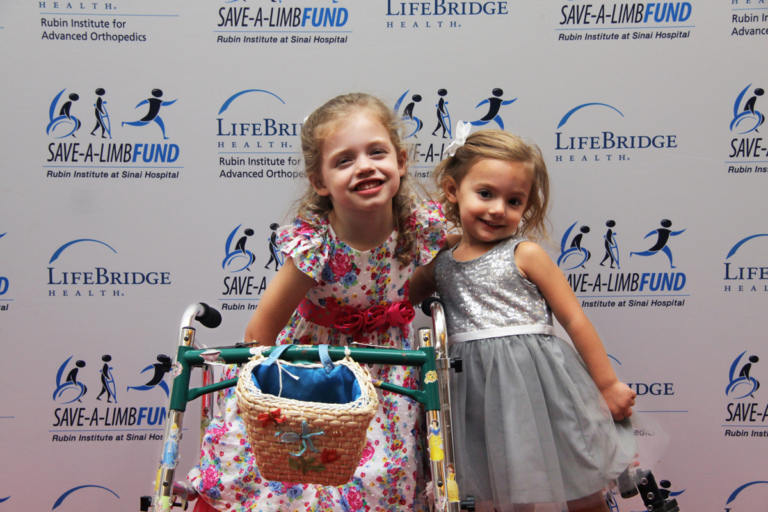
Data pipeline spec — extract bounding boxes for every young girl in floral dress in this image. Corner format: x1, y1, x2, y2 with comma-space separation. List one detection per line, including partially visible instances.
188, 92, 446, 512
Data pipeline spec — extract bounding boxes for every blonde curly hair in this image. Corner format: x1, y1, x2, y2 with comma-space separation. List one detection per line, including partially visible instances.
433, 129, 551, 242
296, 92, 420, 265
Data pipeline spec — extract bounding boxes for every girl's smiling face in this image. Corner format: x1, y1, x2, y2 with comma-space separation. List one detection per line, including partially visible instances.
312, 110, 406, 220
445, 158, 533, 250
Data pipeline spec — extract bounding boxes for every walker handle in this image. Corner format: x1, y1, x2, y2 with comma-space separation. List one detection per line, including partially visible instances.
195, 302, 222, 329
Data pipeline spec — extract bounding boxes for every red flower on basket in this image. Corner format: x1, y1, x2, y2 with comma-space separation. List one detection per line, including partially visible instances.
258, 408, 286, 428
320, 448, 340, 464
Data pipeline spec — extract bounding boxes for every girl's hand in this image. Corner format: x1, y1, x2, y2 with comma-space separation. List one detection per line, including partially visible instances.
600, 381, 636, 421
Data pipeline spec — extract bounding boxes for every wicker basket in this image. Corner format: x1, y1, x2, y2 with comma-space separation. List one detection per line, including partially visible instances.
236, 347, 379, 486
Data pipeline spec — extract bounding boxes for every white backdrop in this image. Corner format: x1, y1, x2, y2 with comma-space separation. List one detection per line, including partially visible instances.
1, 1, 767, 511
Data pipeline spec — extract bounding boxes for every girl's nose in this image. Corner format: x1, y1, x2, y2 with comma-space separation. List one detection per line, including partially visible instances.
488, 200, 503, 215
356, 157, 376, 174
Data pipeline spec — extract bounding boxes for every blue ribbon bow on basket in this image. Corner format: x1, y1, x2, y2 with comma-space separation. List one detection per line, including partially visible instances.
277, 420, 325, 457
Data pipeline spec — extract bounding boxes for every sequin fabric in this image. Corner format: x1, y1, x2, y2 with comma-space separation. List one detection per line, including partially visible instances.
434, 236, 552, 336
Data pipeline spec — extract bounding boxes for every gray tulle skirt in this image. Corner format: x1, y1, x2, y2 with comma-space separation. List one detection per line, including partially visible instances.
448, 334, 636, 512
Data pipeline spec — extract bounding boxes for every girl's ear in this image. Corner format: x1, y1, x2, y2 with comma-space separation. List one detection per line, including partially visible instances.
397, 149, 408, 177
443, 177, 459, 203
310, 174, 330, 196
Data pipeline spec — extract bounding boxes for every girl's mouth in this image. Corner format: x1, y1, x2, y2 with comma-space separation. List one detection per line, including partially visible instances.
354, 180, 383, 191
480, 218, 504, 229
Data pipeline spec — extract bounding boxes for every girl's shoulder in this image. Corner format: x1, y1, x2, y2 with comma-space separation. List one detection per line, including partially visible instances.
409, 200, 447, 266
275, 213, 332, 280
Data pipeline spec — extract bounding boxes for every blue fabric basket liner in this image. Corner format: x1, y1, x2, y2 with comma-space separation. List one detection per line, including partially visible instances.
250, 363, 362, 405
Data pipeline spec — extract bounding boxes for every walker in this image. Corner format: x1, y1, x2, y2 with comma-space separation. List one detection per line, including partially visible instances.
139, 300, 474, 512
139, 300, 681, 512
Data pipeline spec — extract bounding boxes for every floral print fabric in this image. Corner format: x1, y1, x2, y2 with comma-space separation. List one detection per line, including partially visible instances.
188, 201, 446, 512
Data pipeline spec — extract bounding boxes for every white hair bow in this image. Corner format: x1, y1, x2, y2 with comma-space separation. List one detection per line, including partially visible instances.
443, 121, 471, 157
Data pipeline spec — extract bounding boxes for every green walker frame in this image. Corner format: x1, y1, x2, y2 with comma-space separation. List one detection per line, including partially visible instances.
140, 301, 473, 512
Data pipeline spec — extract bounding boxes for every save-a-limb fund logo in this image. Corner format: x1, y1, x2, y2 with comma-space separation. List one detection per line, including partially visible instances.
392, 86, 518, 176
557, 2, 694, 42
51, 353, 169, 444
724, 351, 768, 440
0, 233, 10, 312
554, 102, 678, 165
723, 233, 768, 293
558, 218, 688, 309
217, 88, 305, 181
45, 86, 182, 181
384, 0, 509, 30
46, 238, 171, 298
727, 83, 768, 175
220, 223, 284, 311
724, 481, 768, 511
216, 0, 351, 45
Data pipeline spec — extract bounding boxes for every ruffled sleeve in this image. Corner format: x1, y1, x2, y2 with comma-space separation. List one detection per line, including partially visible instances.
411, 200, 447, 266
275, 213, 331, 280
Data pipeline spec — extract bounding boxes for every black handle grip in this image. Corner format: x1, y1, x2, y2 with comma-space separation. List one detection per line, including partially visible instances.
420, 296, 441, 317
197, 302, 222, 329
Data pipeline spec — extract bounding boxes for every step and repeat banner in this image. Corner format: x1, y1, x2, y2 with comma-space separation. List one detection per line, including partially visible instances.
1, 1, 766, 511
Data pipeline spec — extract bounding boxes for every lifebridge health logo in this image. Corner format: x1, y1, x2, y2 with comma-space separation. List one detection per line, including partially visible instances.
216, 0, 351, 46
45, 86, 182, 181
557, 1, 694, 42
726, 83, 768, 175
557, 218, 688, 309
219, 223, 284, 310
46, 238, 171, 298
723, 351, 767, 440
553, 102, 678, 164
392, 86, 518, 176
723, 233, 768, 294
384, 0, 510, 30
217, 88, 305, 182
51, 352, 171, 443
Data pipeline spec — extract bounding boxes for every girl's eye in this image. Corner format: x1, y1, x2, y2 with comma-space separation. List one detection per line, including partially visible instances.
508, 199, 521, 206
478, 190, 491, 199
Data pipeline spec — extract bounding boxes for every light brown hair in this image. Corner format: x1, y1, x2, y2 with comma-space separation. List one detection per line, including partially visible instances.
433, 129, 550, 242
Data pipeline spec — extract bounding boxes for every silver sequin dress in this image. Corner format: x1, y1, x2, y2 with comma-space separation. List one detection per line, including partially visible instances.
434, 237, 635, 511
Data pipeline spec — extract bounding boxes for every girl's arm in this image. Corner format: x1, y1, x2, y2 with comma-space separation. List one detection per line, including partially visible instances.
409, 233, 461, 305
515, 241, 636, 421
243, 257, 316, 345
409, 258, 437, 305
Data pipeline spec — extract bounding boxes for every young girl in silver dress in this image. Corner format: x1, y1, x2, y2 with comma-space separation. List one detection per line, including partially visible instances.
412, 125, 637, 512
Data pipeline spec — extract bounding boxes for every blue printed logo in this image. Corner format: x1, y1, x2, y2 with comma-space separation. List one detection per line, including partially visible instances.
53, 355, 117, 404
558, 219, 688, 302
723, 234, 768, 293
121, 89, 177, 140
726, 351, 760, 400
47, 238, 171, 297
555, 102, 678, 162
394, 87, 517, 140
725, 481, 768, 511
52, 485, 120, 509
730, 84, 765, 135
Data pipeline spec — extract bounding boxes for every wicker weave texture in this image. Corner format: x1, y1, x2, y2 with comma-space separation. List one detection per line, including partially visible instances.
236, 355, 379, 487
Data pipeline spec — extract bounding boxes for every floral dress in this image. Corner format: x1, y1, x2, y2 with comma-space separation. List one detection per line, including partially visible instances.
188, 201, 446, 512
